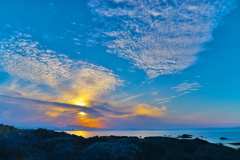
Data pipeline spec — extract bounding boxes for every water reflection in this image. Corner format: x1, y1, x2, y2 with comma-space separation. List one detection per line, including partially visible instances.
67, 131, 89, 138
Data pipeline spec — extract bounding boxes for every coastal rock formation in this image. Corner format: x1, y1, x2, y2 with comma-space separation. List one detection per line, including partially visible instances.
177, 134, 193, 138
0, 126, 240, 160
228, 143, 240, 146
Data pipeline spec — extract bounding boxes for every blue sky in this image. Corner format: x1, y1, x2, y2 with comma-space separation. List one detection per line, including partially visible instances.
0, 0, 239, 129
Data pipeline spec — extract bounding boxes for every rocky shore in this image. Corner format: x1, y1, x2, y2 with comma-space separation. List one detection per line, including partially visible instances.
0, 125, 240, 160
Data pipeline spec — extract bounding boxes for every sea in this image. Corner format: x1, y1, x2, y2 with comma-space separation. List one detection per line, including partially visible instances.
65, 128, 240, 149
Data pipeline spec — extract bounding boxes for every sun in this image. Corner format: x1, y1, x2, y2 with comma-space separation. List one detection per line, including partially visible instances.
78, 111, 87, 115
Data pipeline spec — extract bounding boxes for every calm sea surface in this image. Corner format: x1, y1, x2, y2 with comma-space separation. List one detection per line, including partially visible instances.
66, 128, 240, 149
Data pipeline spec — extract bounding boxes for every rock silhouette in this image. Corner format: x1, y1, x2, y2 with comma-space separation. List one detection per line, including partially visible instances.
0, 126, 240, 160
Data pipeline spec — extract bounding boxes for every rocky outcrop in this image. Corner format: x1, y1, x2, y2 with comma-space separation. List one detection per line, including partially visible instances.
228, 142, 240, 146
177, 134, 193, 138
0, 126, 240, 160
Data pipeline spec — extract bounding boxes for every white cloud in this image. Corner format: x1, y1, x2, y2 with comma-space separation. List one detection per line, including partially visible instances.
151, 91, 159, 96
155, 95, 176, 104
0, 31, 122, 104
172, 82, 201, 93
120, 95, 142, 103
89, 0, 236, 78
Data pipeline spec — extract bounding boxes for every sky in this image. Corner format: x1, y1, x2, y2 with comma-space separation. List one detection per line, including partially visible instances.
0, 0, 240, 129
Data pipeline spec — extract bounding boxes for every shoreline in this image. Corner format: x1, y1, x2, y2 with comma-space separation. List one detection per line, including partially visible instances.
65, 130, 240, 150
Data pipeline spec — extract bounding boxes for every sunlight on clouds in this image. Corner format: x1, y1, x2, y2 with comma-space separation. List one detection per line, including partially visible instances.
45, 111, 62, 118
71, 103, 167, 128
87, 102, 168, 128
0, 95, 107, 127
0, 31, 122, 106
0, 31, 122, 128
133, 104, 166, 117
104, 102, 167, 119
0, 0, 236, 129
72, 117, 105, 128
89, 0, 236, 78
37, 105, 79, 119
72, 98, 89, 107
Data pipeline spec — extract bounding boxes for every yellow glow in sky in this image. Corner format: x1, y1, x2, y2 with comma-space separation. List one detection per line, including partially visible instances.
70, 97, 90, 107
78, 111, 87, 115
74, 100, 88, 106
71, 117, 105, 128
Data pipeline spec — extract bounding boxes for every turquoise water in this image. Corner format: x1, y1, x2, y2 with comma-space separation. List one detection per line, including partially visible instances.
66, 128, 240, 149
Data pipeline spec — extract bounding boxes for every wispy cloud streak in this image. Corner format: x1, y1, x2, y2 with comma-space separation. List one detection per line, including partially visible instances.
172, 82, 201, 93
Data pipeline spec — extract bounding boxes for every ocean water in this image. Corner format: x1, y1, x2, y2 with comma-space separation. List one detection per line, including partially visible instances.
66, 128, 240, 149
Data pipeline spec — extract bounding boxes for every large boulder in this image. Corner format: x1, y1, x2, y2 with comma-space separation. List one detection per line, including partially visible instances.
177, 134, 193, 138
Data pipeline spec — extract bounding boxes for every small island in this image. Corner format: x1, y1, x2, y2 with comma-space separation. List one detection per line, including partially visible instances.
0, 125, 240, 160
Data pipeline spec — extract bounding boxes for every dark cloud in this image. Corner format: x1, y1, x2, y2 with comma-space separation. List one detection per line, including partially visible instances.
91, 102, 131, 116
0, 95, 103, 118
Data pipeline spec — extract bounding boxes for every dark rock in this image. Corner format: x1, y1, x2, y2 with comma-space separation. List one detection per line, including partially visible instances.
141, 137, 199, 160
178, 134, 193, 138
47, 142, 83, 160
228, 142, 240, 145
41, 137, 85, 152
33, 128, 71, 139
83, 141, 141, 160
194, 138, 208, 143
215, 143, 224, 146
1, 125, 240, 160
220, 137, 228, 140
